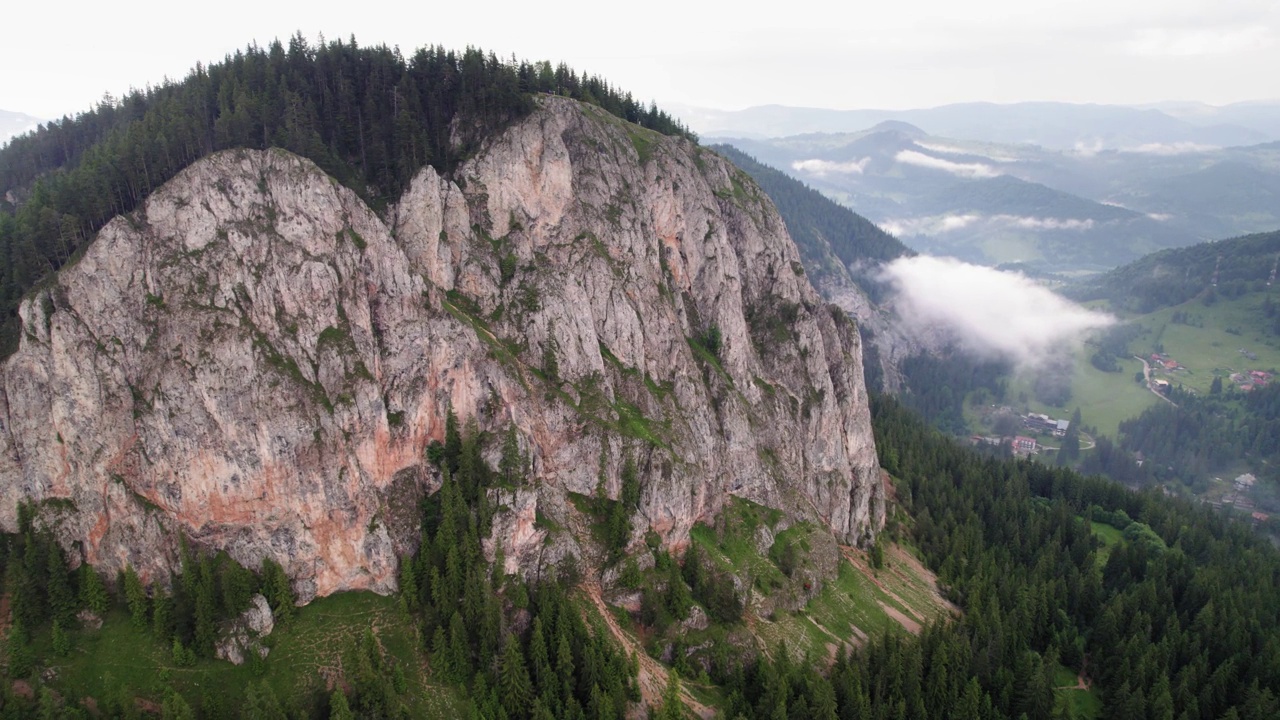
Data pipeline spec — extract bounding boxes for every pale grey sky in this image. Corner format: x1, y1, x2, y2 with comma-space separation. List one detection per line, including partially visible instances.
4, 0, 1278, 119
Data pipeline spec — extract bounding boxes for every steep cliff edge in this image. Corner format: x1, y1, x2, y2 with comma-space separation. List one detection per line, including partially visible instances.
0, 97, 882, 601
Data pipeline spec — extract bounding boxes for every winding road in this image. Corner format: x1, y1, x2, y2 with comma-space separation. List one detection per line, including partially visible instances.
1135, 356, 1179, 407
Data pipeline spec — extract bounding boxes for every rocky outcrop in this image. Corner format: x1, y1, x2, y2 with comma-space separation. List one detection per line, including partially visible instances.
0, 97, 882, 601
215, 594, 274, 665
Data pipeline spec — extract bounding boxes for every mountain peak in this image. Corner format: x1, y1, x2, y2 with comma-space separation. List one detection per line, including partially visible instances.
0, 96, 884, 598
867, 120, 927, 137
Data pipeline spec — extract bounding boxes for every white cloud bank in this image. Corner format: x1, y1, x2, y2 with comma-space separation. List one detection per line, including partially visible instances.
1120, 142, 1219, 155
992, 215, 1094, 231
913, 141, 1020, 163
879, 215, 980, 237
895, 150, 1002, 178
791, 158, 871, 175
879, 214, 1094, 237
880, 256, 1113, 368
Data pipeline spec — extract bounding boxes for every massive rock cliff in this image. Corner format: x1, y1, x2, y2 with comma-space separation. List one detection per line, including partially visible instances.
0, 97, 882, 601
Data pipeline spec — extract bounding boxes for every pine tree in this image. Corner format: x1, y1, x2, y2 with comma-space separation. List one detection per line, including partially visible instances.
51, 618, 71, 656
123, 564, 149, 630
161, 689, 196, 720
45, 542, 76, 624
499, 637, 534, 720
499, 425, 522, 488
329, 688, 355, 720
399, 553, 419, 611
153, 591, 174, 641
542, 333, 560, 384
430, 626, 451, 679
444, 405, 462, 472
242, 681, 288, 720
448, 611, 472, 681
528, 618, 553, 694
6, 621, 34, 678
80, 564, 110, 616
260, 557, 294, 622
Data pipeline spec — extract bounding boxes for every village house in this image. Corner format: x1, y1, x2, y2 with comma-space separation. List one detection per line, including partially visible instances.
1012, 436, 1037, 454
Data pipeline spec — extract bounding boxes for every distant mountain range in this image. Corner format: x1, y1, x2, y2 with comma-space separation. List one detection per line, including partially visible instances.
670, 100, 1280, 151
715, 119, 1280, 273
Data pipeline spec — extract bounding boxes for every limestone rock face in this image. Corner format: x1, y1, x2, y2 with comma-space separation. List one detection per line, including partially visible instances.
0, 97, 882, 601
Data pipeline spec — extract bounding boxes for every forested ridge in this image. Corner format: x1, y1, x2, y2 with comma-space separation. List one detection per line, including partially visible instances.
0, 34, 693, 358
1072, 230, 1280, 313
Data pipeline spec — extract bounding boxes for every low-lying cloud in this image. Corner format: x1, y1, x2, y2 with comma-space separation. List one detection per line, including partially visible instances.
913, 141, 1019, 164
1120, 142, 1219, 155
880, 256, 1113, 369
879, 214, 980, 237
791, 158, 871, 175
894, 150, 1002, 178
879, 213, 1094, 237
991, 214, 1094, 231
1071, 139, 1104, 158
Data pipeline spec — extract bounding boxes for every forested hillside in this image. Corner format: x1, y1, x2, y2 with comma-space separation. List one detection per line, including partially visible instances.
0, 35, 692, 357
1073, 230, 1280, 313
6, 395, 1280, 717
1081, 382, 1280, 509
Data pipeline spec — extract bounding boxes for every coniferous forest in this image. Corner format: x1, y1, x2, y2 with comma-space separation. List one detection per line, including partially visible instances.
4, 395, 1280, 717
0, 34, 693, 357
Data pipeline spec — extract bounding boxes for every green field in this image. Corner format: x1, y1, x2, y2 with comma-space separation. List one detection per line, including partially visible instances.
1054, 663, 1102, 719
996, 342, 1157, 439
990, 291, 1279, 442
31, 591, 466, 717
1134, 294, 1280, 396
1087, 520, 1125, 566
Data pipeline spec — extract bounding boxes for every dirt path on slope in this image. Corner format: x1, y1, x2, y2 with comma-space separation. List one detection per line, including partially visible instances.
1056, 656, 1093, 691
580, 583, 715, 719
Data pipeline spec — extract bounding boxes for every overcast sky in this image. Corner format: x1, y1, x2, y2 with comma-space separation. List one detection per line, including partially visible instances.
4, 0, 1278, 119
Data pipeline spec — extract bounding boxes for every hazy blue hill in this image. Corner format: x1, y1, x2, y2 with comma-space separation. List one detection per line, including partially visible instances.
0, 109, 42, 146
914, 175, 1140, 220
674, 100, 1275, 149
1127, 162, 1280, 239
865, 120, 927, 137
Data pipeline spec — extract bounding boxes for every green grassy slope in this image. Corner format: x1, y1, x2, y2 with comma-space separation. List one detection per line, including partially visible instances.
28, 592, 466, 717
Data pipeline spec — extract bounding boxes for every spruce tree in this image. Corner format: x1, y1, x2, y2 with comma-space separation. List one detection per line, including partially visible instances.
499, 425, 522, 488
654, 671, 684, 720
499, 636, 534, 720
45, 543, 76, 624
80, 564, 110, 616
329, 688, 355, 720
123, 564, 149, 630
161, 689, 196, 720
